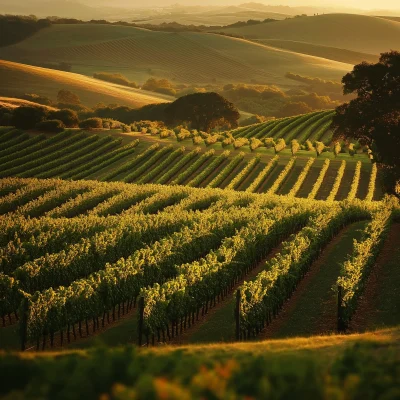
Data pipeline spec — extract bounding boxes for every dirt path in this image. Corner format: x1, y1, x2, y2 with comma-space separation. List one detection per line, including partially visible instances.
349, 223, 400, 333
172, 237, 292, 345
258, 221, 367, 340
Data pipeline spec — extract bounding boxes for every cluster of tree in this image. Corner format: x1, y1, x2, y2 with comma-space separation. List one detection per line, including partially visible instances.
93, 72, 138, 88
220, 83, 340, 117
142, 78, 176, 96
333, 51, 400, 197
285, 72, 344, 101
0, 15, 51, 47
3, 91, 240, 134
0, 104, 77, 132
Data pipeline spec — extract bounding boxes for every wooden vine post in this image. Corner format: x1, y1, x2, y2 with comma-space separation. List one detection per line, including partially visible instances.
137, 296, 144, 346
20, 295, 29, 351
337, 285, 345, 333
235, 290, 241, 341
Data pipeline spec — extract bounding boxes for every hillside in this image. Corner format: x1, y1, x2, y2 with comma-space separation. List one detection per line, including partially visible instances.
0, 24, 351, 86
216, 13, 400, 55
0, 60, 173, 108
254, 40, 379, 65
0, 124, 380, 201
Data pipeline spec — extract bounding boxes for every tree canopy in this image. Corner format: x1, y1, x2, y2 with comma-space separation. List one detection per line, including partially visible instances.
332, 51, 400, 196
164, 92, 240, 132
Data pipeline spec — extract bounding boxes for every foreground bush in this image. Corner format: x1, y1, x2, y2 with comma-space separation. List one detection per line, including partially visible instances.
0, 337, 398, 399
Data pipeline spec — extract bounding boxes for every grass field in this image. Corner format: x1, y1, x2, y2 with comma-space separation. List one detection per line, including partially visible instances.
254, 39, 379, 64
0, 60, 172, 108
0, 23, 351, 85
216, 13, 400, 55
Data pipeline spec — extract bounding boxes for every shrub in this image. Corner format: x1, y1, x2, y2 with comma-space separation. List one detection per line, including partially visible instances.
250, 137, 262, 151
11, 106, 48, 129
315, 141, 325, 156
121, 123, 131, 133
79, 117, 103, 130
233, 137, 249, 149
264, 137, 275, 149
334, 142, 341, 157
291, 139, 300, 155
57, 89, 81, 105
192, 136, 204, 145
35, 119, 65, 133
274, 138, 286, 153
21, 93, 53, 106
348, 143, 356, 156
93, 72, 138, 88
48, 109, 79, 127
305, 140, 315, 151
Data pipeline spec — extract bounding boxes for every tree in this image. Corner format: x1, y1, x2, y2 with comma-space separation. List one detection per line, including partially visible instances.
79, 118, 103, 130
11, 106, 47, 129
164, 92, 240, 133
36, 119, 65, 133
48, 109, 79, 127
332, 51, 400, 196
57, 89, 81, 105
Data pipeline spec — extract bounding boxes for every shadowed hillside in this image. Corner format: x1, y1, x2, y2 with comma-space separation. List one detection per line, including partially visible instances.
216, 13, 400, 55
0, 23, 351, 86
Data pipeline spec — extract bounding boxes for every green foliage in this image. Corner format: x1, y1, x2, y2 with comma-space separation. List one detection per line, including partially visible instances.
79, 118, 103, 130
11, 106, 48, 129
35, 119, 65, 133
93, 72, 138, 88
165, 92, 240, 133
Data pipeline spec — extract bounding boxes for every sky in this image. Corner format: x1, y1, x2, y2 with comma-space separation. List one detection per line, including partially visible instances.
112, 0, 400, 11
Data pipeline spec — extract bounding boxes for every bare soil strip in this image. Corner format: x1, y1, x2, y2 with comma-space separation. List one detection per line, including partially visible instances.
258, 221, 367, 340
349, 223, 400, 332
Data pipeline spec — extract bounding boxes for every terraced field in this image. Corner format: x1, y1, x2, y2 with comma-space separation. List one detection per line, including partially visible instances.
0, 126, 379, 201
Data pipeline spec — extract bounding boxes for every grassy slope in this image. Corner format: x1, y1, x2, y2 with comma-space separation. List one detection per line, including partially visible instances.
255, 39, 379, 64
0, 24, 351, 85
217, 13, 400, 55
0, 60, 172, 108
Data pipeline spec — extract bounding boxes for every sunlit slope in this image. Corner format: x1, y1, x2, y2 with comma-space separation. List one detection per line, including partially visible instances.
0, 24, 351, 85
255, 40, 379, 65
216, 14, 400, 55
136, 10, 290, 25
0, 60, 172, 108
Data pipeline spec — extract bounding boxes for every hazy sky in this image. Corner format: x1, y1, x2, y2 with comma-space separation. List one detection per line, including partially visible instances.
120, 0, 400, 10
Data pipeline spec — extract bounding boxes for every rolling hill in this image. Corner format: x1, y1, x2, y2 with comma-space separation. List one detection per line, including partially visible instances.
0, 23, 352, 86
0, 60, 173, 108
0, 124, 379, 201
216, 13, 400, 56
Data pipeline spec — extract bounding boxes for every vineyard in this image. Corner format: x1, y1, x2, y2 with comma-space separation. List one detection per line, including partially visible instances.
0, 124, 380, 201
0, 176, 398, 352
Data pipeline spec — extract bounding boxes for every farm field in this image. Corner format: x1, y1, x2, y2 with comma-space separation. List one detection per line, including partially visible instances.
0, 124, 379, 201
0, 177, 398, 353
0, 60, 173, 109
0, 7, 400, 399
215, 13, 400, 55
0, 23, 351, 85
